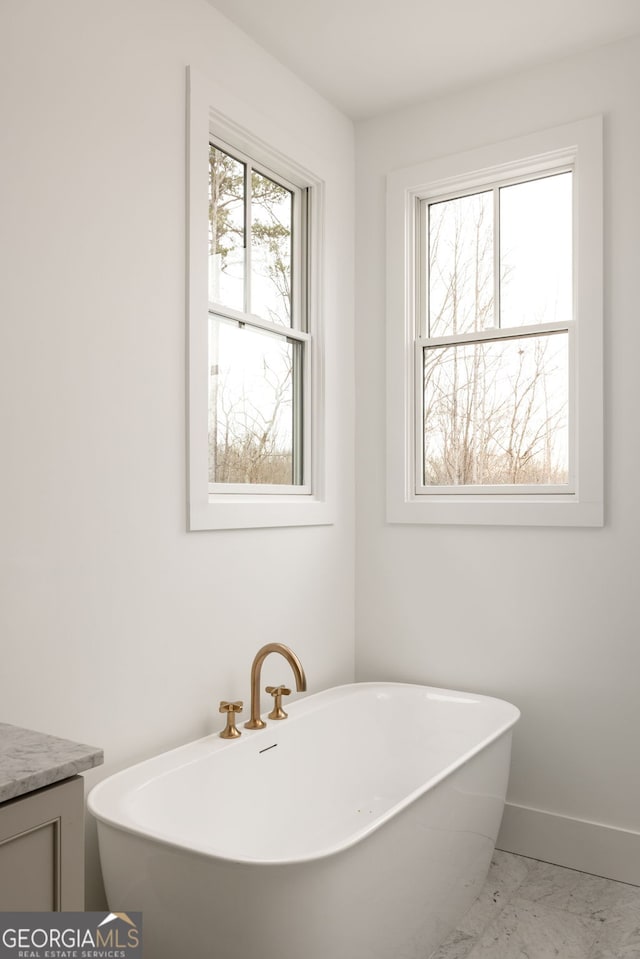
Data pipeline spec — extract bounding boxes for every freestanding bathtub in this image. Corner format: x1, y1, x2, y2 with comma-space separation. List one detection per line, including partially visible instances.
88, 683, 519, 959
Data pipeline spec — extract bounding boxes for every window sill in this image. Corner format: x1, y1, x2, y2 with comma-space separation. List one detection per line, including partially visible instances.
189, 495, 334, 531
387, 491, 603, 527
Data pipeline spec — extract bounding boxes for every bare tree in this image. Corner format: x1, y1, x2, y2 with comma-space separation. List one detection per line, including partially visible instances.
212, 355, 293, 485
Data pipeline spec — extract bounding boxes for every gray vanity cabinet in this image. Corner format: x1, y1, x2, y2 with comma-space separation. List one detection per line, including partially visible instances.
0, 776, 85, 909
0, 722, 103, 911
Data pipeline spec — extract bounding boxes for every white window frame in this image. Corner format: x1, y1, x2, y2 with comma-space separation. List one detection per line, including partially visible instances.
386, 117, 603, 527
207, 137, 310, 496
187, 67, 331, 530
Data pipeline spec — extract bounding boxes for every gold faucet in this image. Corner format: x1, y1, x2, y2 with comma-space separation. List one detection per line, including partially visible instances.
266, 685, 291, 719
244, 643, 307, 730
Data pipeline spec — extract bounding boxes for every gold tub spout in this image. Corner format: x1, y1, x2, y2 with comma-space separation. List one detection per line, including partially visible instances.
244, 643, 307, 730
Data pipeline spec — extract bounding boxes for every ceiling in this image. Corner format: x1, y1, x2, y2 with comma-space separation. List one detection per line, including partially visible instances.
207, 0, 640, 118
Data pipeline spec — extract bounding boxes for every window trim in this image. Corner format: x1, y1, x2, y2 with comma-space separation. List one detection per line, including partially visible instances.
187, 67, 331, 530
386, 117, 603, 526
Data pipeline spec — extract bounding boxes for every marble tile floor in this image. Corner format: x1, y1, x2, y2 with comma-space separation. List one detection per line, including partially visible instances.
430, 851, 640, 959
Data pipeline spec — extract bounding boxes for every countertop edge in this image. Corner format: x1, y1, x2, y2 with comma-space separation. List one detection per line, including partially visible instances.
0, 723, 104, 805
0, 750, 104, 804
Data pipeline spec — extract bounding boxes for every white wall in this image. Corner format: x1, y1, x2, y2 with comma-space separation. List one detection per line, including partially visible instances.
355, 35, 640, 882
0, 0, 355, 907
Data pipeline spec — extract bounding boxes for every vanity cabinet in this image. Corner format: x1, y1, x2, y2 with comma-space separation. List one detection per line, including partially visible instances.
0, 722, 103, 911
0, 776, 84, 910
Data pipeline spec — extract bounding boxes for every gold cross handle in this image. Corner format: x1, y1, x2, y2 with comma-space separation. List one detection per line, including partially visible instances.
219, 700, 243, 739
265, 685, 291, 720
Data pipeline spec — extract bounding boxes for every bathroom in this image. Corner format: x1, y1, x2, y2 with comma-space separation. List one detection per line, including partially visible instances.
1, 0, 639, 956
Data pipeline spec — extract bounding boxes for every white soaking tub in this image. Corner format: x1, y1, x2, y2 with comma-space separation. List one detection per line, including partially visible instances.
88, 682, 519, 959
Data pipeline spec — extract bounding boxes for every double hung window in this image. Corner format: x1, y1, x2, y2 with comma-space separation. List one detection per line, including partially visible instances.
386, 118, 603, 526
187, 70, 330, 530
208, 141, 309, 492
420, 170, 572, 492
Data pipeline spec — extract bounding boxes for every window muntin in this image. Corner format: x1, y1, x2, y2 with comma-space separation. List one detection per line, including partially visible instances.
207, 139, 308, 493
419, 170, 573, 493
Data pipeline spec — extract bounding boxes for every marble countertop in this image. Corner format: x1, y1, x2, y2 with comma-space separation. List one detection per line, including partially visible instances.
0, 723, 103, 803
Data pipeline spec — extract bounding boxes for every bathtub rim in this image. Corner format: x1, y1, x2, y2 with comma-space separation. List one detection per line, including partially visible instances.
88, 681, 520, 867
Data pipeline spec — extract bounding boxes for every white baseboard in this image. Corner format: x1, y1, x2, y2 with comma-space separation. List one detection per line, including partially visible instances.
497, 802, 640, 886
